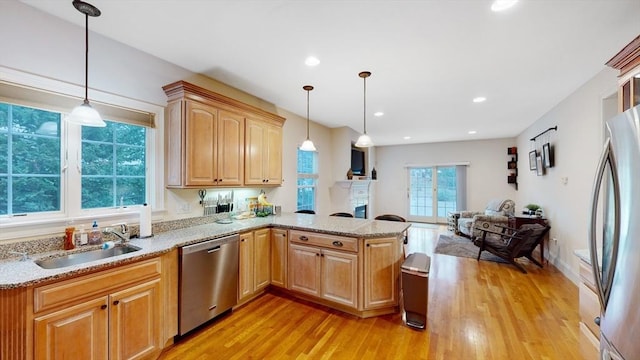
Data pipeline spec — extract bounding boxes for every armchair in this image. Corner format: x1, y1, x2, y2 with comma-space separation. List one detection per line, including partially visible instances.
473, 223, 550, 273
457, 199, 515, 239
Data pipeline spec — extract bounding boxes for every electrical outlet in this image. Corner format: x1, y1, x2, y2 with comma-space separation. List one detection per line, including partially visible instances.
552, 237, 558, 244
177, 203, 191, 214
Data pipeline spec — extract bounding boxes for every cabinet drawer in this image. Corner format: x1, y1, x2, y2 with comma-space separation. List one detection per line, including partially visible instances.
579, 282, 601, 338
579, 322, 600, 360
289, 230, 358, 252
579, 260, 597, 292
34, 257, 161, 313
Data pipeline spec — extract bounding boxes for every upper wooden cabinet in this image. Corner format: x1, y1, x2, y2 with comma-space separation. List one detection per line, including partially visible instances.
606, 35, 640, 112
163, 81, 285, 188
245, 118, 283, 185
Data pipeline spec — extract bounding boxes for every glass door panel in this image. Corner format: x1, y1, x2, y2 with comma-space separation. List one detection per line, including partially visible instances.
408, 166, 457, 223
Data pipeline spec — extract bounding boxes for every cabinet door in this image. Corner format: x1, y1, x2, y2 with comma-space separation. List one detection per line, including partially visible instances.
264, 123, 282, 185
254, 228, 271, 291
288, 243, 321, 297
244, 118, 266, 185
363, 237, 398, 309
321, 249, 358, 309
185, 100, 218, 186
238, 232, 255, 303
34, 297, 109, 360
217, 110, 244, 186
110, 278, 162, 360
271, 229, 288, 288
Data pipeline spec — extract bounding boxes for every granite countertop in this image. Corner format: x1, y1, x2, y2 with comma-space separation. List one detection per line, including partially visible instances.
0, 213, 410, 289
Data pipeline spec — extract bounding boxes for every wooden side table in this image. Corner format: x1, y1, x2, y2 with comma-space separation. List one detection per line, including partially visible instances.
509, 215, 549, 265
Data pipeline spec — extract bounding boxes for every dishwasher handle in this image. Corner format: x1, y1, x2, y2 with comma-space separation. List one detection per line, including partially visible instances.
207, 246, 221, 254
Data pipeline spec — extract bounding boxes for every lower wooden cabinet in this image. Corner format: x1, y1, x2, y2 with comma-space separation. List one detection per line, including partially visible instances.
288, 243, 358, 309
34, 297, 109, 360
270, 229, 288, 288
32, 258, 164, 360
363, 237, 398, 309
577, 256, 600, 360
239, 228, 272, 304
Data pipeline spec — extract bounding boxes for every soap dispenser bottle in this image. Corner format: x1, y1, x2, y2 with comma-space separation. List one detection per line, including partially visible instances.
89, 220, 103, 245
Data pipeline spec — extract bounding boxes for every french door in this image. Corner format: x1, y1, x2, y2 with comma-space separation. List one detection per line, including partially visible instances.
407, 166, 459, 223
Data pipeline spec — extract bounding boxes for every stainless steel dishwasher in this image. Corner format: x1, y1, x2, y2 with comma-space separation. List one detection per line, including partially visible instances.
179, 233, 239, 335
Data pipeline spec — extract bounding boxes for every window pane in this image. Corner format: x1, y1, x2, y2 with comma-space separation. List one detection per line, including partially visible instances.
0, 102, 61, 215
81, 121, 146, 209
297, 149, 317, 211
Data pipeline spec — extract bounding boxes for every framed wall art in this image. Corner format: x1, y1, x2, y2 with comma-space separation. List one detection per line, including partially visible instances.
542, 143, 554, 168
529, 150, 537, 171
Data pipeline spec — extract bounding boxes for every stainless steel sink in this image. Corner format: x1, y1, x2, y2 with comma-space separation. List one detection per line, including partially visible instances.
35, 244, 141, 269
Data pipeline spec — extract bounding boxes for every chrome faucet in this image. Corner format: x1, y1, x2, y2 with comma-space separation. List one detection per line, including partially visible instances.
103, 223, 130, 243
9, 251, 29, 261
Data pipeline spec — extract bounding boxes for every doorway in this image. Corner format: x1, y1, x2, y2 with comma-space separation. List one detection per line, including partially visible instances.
407, 166, 459, 223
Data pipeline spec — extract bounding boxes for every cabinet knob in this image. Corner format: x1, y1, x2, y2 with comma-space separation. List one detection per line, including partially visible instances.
113, 300, 120, 306
366, 244, 370, 247
299, 236, 309, 241
332, 241, 343, 247
100, 304, 107, 310
594, 317, 601, 326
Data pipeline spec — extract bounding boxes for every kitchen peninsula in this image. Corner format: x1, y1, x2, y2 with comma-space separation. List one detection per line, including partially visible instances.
0, 213, 410, 360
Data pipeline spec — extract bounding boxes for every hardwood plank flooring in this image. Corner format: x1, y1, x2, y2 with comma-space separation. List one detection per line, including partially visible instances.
159, 224, 580, 359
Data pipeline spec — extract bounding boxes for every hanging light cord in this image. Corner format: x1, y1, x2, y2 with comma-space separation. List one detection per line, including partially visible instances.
306, 89, 310, 139
83, 12, 89, 104
362, 75, 367, 134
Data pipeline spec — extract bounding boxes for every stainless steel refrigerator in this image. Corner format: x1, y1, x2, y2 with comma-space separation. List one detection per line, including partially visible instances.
589, 104, 640, 360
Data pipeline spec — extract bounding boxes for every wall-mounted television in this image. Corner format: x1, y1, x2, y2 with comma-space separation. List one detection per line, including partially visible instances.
351, 147, 366, 176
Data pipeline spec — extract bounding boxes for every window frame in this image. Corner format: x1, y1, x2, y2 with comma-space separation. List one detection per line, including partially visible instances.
296, 148, 318, 212
0, 67, 164, 241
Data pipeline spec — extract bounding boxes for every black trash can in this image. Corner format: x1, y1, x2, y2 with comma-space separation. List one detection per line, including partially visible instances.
401, 252, 430, 329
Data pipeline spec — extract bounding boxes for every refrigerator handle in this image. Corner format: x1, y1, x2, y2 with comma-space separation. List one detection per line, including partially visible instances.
588, 137, 620, 311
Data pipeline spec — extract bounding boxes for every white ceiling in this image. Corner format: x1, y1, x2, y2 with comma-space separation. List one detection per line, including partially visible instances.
20, 0, 640, 146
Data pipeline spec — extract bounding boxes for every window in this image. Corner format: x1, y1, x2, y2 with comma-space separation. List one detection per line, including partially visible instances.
0, 100, 148, 216
0, 103, 62, 215
297, 149, 317, 211
81, 122, 146, 209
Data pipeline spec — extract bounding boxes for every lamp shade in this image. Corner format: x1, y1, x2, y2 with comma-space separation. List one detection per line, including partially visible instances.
300, 139, 317, 151
66, 101, 106, 127
355, 133, 373, 148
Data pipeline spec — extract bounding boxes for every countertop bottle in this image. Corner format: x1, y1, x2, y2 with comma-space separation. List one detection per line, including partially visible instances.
89, 221, 103, 245
75, 225, 88, 246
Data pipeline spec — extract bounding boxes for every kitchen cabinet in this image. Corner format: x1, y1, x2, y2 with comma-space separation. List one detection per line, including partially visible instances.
576, 254, 600, 360
363, 237, 398, 309
239, 228, 271, 304
288, 230, 359, 310
33, 258, 163, 360
606, 35, 640, 112
270, 228, 288, 288
163, 81, 285, 188
244, 118, 283, 185
164, 99, 244, 188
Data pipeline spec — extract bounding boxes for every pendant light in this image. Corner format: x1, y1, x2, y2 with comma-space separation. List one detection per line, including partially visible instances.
355, 71, 373, 148
300, 85, 317, 151
66, 0, 106, 127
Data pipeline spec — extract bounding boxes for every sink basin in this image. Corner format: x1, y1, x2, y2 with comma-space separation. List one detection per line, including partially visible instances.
35, 244, 141, 269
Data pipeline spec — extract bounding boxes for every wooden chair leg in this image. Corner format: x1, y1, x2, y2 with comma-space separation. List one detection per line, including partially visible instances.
526, 254, 543, 268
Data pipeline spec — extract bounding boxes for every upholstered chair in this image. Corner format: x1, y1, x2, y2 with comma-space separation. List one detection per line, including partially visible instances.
457, 199, 515, 239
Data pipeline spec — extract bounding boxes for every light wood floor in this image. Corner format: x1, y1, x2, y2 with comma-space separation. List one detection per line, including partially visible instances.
159, 224, 580, 359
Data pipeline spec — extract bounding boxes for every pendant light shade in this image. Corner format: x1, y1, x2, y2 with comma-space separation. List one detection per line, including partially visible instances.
300, 85, 317, 151
66, 0, 106, 127
355, 71, 373, 148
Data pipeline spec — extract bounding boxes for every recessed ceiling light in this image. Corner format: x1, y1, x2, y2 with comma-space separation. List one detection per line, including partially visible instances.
305, 56, 320, 67
468, 130, 477, 135
491, 0, 518, 12
374, 112, 384, 117
473, 97, 487, 103
403, 136, 411, 140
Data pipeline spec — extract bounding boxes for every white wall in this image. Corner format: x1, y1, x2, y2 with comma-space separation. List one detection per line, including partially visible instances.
516, 68, 619, 283
372, 138, 517, 218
